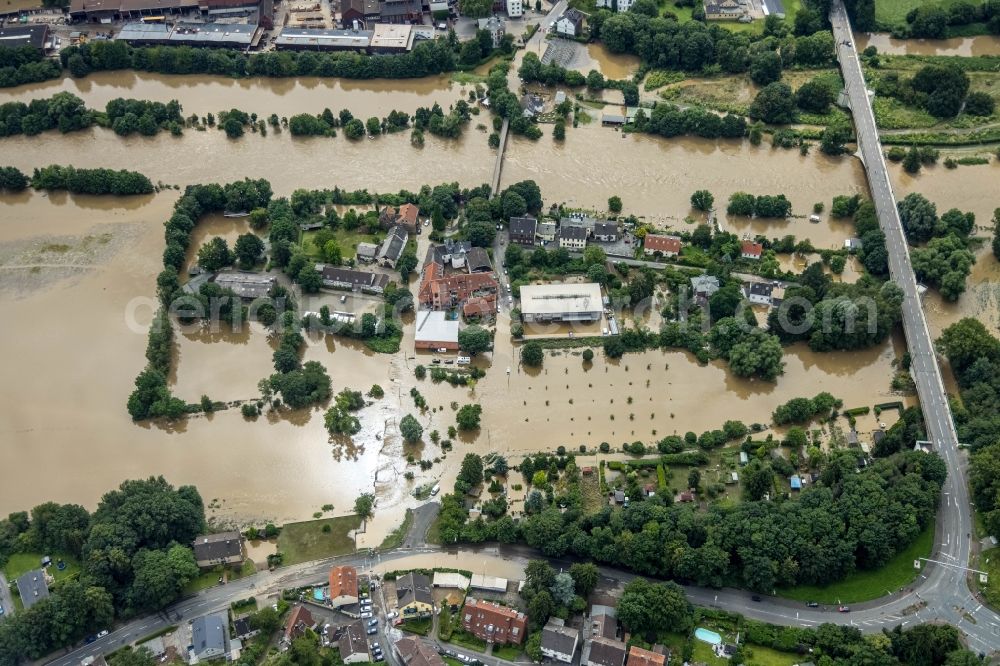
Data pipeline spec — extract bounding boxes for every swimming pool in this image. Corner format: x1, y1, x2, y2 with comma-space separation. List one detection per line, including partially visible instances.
694, 628, 722, 645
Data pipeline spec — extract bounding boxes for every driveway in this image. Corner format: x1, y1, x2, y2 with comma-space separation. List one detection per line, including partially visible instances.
0, 573, 13, 621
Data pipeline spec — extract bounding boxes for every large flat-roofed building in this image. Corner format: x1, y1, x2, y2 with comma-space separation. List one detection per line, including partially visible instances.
212, 272, 276, 299
192, 531, 246, 568
414, 310, 459, 351
116, 21, 261, 47
520, 283, 603, 324
16, 570, 49, 610
0, 25, 51, 52
276, 27, 373, 51
370, 22, 413, 51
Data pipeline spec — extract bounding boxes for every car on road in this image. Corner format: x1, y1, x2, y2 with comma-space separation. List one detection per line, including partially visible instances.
751, 595, 761, 602
97, 630, 109, 638
838, 606, 850, 613
807, 601, 819, 608
373, 654, 385, 662
386, 611, 398, 619
85, 635, 97, 644
367, 627, 378, 635
368, 618, 378, 627
361, 611, 373, 619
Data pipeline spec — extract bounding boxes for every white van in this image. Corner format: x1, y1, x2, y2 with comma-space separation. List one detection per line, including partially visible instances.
430, 484, 440, 496
457, 356, 471, 365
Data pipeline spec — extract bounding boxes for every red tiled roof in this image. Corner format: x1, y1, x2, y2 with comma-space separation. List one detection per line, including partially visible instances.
284, 605, 314, 640
399, 203, 419, 227
329, 565, 358, 600
463, 297, 491, 317
419, 266, 499, 310
644, 234, 681, 253
627, 646, 666, 666
741, 240, 763, 257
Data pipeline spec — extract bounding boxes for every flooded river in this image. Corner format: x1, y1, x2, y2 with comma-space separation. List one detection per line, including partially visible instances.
0, 71, 468, 118
0, 73, 962, 532
855, 32, 1000, 57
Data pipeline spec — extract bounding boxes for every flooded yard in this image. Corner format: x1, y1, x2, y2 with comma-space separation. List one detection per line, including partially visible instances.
855, 32, 1000, 57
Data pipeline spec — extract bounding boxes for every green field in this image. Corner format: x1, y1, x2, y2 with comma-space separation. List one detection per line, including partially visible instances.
379, 509, 414, 550
3, 553, 80, 584
493, 645, 524, 660
300, 228, 382, 261
975, 547, 1000, 609
183, 560, 256, 594
277, 515, 363, 565
875, 0, 980, 26
779, 522, 934, 603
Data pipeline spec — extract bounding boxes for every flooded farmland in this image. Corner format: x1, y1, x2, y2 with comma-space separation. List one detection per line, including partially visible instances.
0, 72, 951, 533
855, 32, 1000, 57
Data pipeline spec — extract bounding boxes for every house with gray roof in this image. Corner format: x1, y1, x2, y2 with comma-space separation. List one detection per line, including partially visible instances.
192, 531, 245, 569
191, 613, 229, 661
541, 618, 580, 663
16, 570, 49, 610
377, 225, 409, 269
509, 217, 538, 245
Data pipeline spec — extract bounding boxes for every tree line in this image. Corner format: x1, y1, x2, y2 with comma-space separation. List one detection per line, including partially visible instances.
0, 45, 62, 89
30, 165, 154, 196
59, 35, 458, 82
0, 93, 188, 139
0, 478, 206, 664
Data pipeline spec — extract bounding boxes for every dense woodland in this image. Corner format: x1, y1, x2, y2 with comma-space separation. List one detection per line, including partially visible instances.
0, 478, 206, 664
441, 450, 942, 593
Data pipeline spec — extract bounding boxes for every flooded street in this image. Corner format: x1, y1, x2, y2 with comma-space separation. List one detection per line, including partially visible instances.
0, 74, 946, 531
855, 32, 1000, 57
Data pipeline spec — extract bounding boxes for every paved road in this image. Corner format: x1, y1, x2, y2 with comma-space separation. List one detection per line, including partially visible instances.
0, 573, 12, 622
830, 0, 999, 654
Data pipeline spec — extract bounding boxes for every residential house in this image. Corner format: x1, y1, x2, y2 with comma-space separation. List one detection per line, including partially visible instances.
377, 225, 409, 269
690, 274, 720, 306
380, 203, 420, 234
554, 7, 585, 36
463, 297, 493, 319
704, 0, 749, 20
321, 266, 390, 294
81, 656, 109, 666
771, 285, 785, 308
559, 225, 588, 250
466, 247, 493, 273
191, 613, 229, 662
746, 281, 774, 306
338, 620, 370, 664
588, 605, 618, 639
462, 598, 528, 645
509, 216, 538, 245
521, 93, 545, 118
396, 571, 434, 617
740, 240, 763, 260
537, 221, 557, 243
595, 0, 633, 11
677, 490, 694, 502
429, 239, 473, 270
592, 222, 619, 242
586, 637, 628, 666
328, 565, 359, 608
643, 234, 681, 257
396, 636, 447, 666
418, 262, 499, 311
341, 0, 380, 27
845, 237, 863, 251
627, 646, 668, 666
16, 570, 49, 610
284, 605, 315, 643
541, 619, 580, 663
506, 0, 522, 16
212, 272, 276, 300
192, 531, 245, 569
356, 242, 379, 263
233, 616, 258, 640
477, 16, 505, 48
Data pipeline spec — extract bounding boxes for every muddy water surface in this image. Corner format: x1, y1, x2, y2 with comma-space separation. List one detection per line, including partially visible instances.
855, 32, 1000, 57
0, 71, 468, 118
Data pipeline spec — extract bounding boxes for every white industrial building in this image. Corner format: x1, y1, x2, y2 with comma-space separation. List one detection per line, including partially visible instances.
520, 283, 603, 324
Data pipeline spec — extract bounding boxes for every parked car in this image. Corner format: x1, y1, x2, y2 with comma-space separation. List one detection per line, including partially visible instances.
367, 627, 378, 635
85, 635, 97, 644
361, 611, 373, 619
807, 601, 819, 608
371, 642, 381, 651
751, 595, 761, 602
838, 606, 850, 613
368, 619, 378, 627
386, 611, 398, 619
97, 630, 109, 638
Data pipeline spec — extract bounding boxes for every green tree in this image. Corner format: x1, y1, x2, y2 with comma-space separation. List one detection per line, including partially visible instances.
233, 233, 265, 268
459, 325, 492, 355
400, 413, 423, 442
197, 236, 232, 271
616, 578, 692, 634
553, 120, 566, 141
456, 403, 483, 430
550, 572, 576, 607
608, 196, 623, 213
354, 492, 375, 520
568, 562, 599, 596
749, 82, 796, 124
582, 348, 595, 363
750, 50, 782, 85
521, 341, 544, 367
690, 189, 714, 212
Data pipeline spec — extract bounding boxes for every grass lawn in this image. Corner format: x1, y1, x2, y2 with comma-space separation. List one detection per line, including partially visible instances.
401, 618, 433, 635
875, 0, 980, 26
277, 515, 363, 566
183, 560, 256, 595
3, 553, 80, 584
445, 630, 489, 652
975, 547, 1000, 609
301, 228, 382, 260
493, 645, 523, 660
779, 522, 934, 604
379, 509, 414, 551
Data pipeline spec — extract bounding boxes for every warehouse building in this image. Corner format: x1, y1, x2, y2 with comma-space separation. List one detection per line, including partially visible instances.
519, 283, 603, 324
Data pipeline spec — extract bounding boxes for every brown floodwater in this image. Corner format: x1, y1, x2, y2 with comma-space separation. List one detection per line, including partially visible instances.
855, 32, 1000, 57
574, 44, 641, 80
0, 108, 942, 532
500, 127, 871, 229
0, 71, 468, 118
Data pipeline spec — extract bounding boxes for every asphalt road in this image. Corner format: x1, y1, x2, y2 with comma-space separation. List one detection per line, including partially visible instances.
0, 574, 12, 623
829, 0, 999, 654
